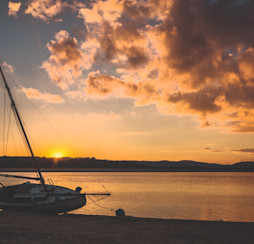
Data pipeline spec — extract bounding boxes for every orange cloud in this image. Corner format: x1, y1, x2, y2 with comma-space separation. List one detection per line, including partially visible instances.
239, 48, 254, 80
25, 0, 65, 22
39, 0, 254, 132
8, 1, 21, 18
21, 87, 64, 104
41, 30, 86, 89
84, 71, 160, 106
66, 90, 84, 100
78, 0, 122, 24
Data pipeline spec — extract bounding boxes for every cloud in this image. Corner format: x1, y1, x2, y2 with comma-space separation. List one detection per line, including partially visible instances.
41, 30, 90, 89
84, 72, 159, 105
239, 47, 254, 80
66, 90, 84, 100
21, 87, 64, 103
77, 1, 152, 68
123, 46, 149, 68
2, 61, 15, 73
158, 0, 254, 79
203, 146, 222, 153
78, 0, 123, 24
8, 1, 21, 18
25, 0, 65, 22
232, 148, 254, 153
85, 111, 122, 122
39, 0, 254, 132
203, 147, 211, 150
122, 0, 159, 22
168, 89, 222, 114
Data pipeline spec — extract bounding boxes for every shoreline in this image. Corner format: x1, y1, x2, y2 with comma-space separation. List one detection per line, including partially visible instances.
1, 168, 254, 172
1, 211, 253, 243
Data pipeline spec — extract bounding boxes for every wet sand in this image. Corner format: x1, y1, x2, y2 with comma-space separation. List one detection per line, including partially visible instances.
0, 211, 253, 243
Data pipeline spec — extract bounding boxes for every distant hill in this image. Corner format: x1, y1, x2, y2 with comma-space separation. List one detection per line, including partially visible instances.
0, 157, 253, 172
232, 161, 254, 170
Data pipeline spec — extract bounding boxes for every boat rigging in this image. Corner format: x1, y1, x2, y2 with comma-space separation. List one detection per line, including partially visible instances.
0, 66, 45, 187
0, 64, 110, 214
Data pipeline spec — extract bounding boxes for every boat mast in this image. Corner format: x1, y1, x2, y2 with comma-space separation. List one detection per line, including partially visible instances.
0, 65, 45, 187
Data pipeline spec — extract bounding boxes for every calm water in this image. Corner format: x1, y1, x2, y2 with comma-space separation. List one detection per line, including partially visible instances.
2, 172, 254, 222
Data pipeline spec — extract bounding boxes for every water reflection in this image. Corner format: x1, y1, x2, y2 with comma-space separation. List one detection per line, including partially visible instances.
1, 172, 254, 222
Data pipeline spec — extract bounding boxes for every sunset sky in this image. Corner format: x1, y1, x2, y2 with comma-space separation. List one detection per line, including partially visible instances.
1, 0, 254, 164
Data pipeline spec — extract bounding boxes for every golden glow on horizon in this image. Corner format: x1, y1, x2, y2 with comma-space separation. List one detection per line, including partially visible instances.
52, 152, 64, 158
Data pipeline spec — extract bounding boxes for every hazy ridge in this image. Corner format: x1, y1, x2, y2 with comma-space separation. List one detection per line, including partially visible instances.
0, 157, 253, 172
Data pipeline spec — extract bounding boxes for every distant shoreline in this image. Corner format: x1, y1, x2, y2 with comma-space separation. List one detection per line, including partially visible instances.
0, 168, 254, 172
0, 156, 254, 172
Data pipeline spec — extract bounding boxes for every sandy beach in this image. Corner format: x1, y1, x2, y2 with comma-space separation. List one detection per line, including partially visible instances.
0, 211, 253, 244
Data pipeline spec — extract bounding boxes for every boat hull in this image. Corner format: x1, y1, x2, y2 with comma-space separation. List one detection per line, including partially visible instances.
0, 195, 86, 214
0, 183, 86, 214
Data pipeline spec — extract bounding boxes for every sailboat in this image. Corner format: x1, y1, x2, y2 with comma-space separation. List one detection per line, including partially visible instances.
0, 65, 110, 214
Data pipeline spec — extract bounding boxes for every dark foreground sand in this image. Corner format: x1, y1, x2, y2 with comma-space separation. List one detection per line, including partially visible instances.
0, 211, 253, 244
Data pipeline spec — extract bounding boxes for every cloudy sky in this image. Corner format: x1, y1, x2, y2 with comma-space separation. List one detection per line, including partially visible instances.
1, 0, 254, 164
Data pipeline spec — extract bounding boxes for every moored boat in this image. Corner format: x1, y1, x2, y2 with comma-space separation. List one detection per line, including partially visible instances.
0, 65, 109, 214
0, 182, 86, 214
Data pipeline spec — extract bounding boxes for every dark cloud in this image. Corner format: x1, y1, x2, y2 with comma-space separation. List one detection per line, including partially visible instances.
164, 4, 209, 65
168, 88, 222, 114
158, 0, 254, 86
125, 46, 149, 67
99, 22, 117, 60
98, 20, 149, 67
167, 81, 254, 116
122, 0, 153, 22
100, 36, 116, 60
233, 148, 254, 153
202, 0, 254, 46
203, 147, 211, 150
159, 0, 214, 81
232, 126, 254, 133
116, 21, 142, 43
225, 83, 254, 108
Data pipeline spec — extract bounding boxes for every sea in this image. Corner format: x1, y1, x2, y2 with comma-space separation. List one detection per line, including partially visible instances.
2, 172, 254, 222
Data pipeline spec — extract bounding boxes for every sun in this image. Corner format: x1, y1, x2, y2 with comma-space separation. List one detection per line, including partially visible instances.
52, 152, 64, 158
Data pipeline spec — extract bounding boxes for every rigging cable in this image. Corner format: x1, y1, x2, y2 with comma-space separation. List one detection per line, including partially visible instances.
9, 116, 20, 156
4, 69, 75, 157
86, 195, 115, 212
1, 81, 7, 156
1, 66, 42, 181
4, 105, 12, 156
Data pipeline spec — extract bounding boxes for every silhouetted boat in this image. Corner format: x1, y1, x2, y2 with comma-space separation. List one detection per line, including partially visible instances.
0, 65, 110, 214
